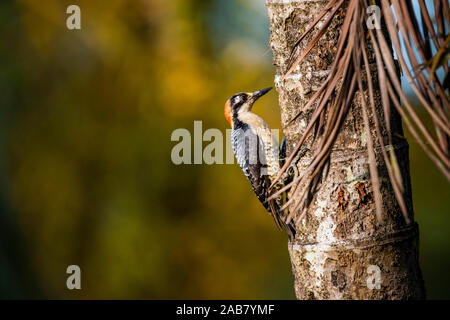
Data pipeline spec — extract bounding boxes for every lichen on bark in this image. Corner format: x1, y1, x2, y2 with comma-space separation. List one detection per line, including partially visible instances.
266, 0, 425, 299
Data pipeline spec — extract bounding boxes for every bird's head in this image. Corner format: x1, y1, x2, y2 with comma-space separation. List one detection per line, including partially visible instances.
224, 87, 272, 126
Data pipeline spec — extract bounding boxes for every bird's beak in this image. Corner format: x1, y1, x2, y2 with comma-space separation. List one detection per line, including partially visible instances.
251, 87, 272, 102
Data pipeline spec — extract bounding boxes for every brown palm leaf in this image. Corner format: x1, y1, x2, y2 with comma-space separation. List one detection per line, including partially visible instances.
270, 0, 450, 225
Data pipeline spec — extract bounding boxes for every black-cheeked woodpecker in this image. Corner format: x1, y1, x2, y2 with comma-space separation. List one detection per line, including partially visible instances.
224, 87, 295, 240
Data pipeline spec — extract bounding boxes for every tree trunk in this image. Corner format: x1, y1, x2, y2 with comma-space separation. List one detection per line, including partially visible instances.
266, 0, 425, 299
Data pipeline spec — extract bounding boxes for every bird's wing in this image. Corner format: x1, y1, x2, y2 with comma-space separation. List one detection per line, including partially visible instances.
231, 125, 270, 211
231, 126, 295, 240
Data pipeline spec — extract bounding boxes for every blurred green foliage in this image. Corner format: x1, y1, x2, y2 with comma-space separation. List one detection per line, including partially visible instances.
0, 0, 448, 299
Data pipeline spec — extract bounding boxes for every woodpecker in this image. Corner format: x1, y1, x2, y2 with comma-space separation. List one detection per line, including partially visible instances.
224, 87, 295, 240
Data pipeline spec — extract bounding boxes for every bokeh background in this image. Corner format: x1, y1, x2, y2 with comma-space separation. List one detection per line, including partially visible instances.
0, 0, 448, 299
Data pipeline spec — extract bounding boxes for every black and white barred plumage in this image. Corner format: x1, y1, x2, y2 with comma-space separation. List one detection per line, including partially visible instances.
224, 88, 295, 239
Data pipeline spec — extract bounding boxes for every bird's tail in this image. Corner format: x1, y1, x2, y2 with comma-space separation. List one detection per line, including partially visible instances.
268, 194, 296, 242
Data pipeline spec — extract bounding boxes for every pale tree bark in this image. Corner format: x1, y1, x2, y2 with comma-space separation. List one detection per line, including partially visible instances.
266, 0, 425, 299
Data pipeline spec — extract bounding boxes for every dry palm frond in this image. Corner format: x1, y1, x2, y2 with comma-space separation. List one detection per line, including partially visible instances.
270, 0, 449, 225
